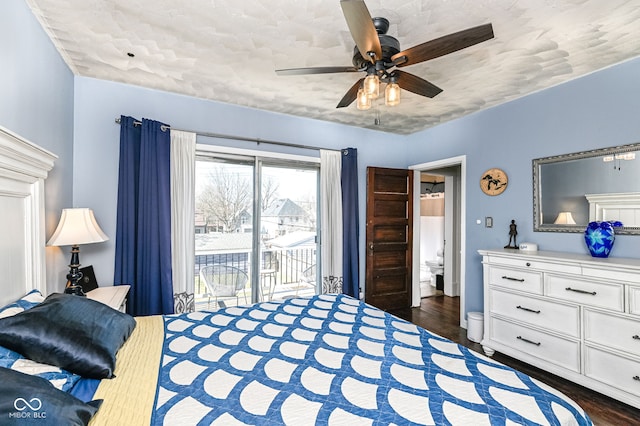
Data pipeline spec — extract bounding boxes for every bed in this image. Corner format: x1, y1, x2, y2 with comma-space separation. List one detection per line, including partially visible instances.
0, 127, 593, 425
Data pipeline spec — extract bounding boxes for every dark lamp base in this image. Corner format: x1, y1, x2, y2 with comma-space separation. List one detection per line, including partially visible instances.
64, 285, 86, 296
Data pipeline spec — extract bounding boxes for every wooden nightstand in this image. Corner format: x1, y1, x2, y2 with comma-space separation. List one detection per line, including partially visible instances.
86, 285, 130, 312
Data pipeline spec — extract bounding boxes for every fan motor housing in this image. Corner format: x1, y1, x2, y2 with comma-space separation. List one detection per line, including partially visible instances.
352, 34, 400, 68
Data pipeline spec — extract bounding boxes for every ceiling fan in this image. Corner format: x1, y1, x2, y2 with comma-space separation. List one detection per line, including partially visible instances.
276, 0, 494, 110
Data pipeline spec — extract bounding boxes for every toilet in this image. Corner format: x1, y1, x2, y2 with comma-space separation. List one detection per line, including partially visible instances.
424, 249, 444, 287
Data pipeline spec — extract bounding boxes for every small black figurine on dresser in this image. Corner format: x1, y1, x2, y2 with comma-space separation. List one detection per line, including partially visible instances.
504, 219, 518, 249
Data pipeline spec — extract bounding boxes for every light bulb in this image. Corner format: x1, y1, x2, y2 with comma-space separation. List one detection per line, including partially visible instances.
385, 82, 401, 106
356, 87, 371, 110
364, 74, 379, 99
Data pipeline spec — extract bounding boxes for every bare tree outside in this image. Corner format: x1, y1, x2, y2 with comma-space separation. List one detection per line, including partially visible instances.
197, 167, 251, 233
261, 176, 280, 212
196, 166, 284, 233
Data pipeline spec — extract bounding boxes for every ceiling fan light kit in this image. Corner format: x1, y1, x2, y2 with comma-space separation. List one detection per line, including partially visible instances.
275, 0, 494, 114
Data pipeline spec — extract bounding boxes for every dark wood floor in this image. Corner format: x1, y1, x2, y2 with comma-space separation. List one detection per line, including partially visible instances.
389, 295, 640, 426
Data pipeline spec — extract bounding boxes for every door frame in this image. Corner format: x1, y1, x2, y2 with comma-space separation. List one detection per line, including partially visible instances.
409, 155, 467, 327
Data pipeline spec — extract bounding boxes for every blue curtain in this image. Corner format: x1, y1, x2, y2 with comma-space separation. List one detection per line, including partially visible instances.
114, 116, 174, 316
341, 148, 359, 297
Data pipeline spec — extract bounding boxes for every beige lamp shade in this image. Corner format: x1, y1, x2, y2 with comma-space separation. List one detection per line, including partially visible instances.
47, 208, 109, 246
553, 211, 576, 225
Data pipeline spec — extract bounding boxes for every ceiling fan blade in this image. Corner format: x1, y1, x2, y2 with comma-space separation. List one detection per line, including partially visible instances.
276, 66, 360, 76
340, 0, 382, 63
392, 23, 494, 67
394, 70, 442, 98
337, 78, 364, 108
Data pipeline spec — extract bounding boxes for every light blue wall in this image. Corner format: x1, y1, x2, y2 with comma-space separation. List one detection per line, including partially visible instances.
72, 77, 409, 284
405, 57, 640, 315
0, 1, 74, 291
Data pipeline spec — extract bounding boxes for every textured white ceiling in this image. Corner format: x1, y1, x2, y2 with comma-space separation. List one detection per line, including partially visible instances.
26, 0, 640, 134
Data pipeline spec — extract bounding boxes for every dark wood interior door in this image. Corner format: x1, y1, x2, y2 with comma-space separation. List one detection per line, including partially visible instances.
365, 167, 413, 311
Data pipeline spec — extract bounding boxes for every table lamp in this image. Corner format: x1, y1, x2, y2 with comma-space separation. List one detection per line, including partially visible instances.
47, 208, 108, 295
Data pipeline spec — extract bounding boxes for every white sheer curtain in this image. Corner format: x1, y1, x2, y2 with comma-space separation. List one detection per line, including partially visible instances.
320, 150, 343, 294
170, 130, 196, 313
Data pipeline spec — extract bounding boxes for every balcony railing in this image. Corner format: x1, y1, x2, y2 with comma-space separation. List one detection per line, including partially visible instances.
194, 247, 316, 310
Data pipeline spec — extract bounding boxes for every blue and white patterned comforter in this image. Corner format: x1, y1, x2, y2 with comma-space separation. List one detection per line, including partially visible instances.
152, 294, 592, 425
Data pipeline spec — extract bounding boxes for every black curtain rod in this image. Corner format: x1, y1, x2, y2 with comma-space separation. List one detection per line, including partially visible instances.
114, 118, 338, 152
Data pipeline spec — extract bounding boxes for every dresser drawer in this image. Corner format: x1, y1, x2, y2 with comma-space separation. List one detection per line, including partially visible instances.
489, 317, 580, 372
488, 266, 543, 294
486, 255, 581, 275
584, 309, 640, 354
584, 346, 640, 398
630, 286, 640, 316
545, 275, 624, 312
582, 265, 640, 284
489, 290, 579, 337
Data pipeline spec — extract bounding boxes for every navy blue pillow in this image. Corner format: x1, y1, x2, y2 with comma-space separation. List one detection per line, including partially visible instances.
0, 293, 136, 379
0, 367, 101, 425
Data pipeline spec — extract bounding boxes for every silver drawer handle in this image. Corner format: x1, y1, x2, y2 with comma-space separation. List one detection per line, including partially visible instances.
502, 275, 525, 282
633, 335, 640, 340
516, 305, 540, 314
565, 287, 596, 296
517, 336, 541, 346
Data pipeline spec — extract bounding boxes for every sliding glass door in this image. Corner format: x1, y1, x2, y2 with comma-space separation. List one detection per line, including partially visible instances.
259, 165, 317, 302
194, 151, 318, 311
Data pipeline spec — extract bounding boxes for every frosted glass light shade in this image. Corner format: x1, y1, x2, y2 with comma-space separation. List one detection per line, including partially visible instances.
47, 208, 109, 246
553, 211, 576, 225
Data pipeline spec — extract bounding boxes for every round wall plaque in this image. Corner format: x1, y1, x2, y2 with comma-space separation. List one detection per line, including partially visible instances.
480, 168, 508, 196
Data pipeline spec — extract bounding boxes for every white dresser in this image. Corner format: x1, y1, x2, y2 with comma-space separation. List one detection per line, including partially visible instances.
479, 249, 640, 409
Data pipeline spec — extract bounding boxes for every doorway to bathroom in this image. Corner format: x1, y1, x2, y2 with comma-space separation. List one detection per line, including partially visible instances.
418, 174, 445, 299
410, 156, 466, 327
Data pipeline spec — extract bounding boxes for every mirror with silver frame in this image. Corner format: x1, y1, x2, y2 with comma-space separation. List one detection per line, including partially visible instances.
533, 142, 640, 235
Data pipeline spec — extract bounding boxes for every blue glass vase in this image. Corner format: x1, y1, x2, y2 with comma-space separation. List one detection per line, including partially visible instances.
584, 221, 616, 258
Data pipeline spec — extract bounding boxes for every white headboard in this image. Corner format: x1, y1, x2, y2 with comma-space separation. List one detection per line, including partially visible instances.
586, 192, 640, 227
0, 126, 56, 306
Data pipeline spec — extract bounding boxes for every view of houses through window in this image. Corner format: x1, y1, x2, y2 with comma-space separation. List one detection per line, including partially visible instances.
194, 153, 318, 311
